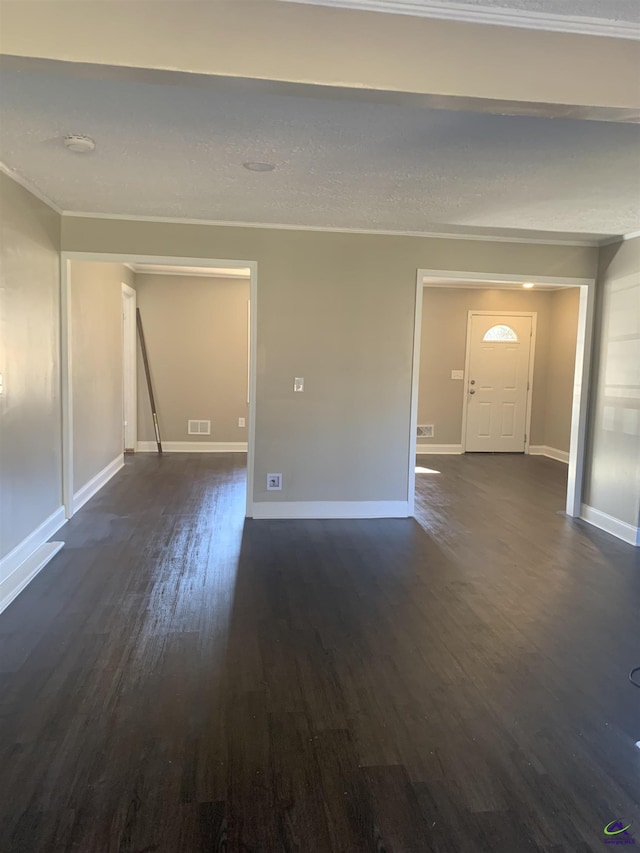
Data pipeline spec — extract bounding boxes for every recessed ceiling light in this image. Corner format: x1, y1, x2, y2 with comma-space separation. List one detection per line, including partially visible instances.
64, 134, 95, 153
242, 161, 275, 172
522, 282, 535, 289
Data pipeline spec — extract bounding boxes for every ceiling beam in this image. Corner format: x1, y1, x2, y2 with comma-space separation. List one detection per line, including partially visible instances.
1, 0, 638, 120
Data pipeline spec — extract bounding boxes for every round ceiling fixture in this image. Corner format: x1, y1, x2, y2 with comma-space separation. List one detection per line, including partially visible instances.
242, 161, 275, 172
64, 134, 95, 154
522, 282, 535, 289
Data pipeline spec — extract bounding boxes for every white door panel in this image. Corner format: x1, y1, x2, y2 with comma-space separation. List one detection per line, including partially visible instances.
465, 313, 533, 453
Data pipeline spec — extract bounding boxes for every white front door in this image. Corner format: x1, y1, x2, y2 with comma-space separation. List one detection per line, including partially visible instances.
464, 313, 534, 453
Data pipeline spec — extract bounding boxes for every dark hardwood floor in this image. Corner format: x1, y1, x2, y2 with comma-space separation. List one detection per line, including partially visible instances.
1, 452, 639, 852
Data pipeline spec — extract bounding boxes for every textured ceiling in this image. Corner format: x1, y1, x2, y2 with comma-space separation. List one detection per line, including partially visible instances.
456, 0, 639, 20
0, 68, 639, 238
289, 0, 640, 24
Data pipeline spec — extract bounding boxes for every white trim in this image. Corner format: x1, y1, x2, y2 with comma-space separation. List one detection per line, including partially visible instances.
247, 265, 258, 518
252, 500, 410, 519
137, 441, 248, 453
62, 211, 603, 248
422, 270, 594, 288
0, 543, 65, 616
580, 505, 640, 547
412, 270, 596, 519
61, 252, 257, 518
121, 283, 137, 453
528, 445, 569, 464
416, 443, 464, 454
406, 274, 423, 514
460, 310, 537, 455
599, 230, 640, 247
280, 0, 640, 40
61, 258, 73, 518
0, 160, 64, 214
132, 265, 250, 279
0, 507, 66, 615
73, 455, 124, 514
565, 283, 595, 517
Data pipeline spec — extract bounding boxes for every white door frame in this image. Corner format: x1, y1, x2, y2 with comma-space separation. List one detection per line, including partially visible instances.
61, 252, 258, 520
461, 310, 537, 454
408, 269, 596, 518
121, 282, 137, 452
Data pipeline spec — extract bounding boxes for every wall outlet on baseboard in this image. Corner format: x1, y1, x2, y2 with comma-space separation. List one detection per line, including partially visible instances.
267, 473, 282, 491
238, 417, 246, 428
417, 424, 434, 439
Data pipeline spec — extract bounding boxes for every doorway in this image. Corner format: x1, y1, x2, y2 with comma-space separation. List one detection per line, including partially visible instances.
463, 311, 535, 453
61, 253, 258, 520
408, 270, 596, 518
121, 283, 137, 453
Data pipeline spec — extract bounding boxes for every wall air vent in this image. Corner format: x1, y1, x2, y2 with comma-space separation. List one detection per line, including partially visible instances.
417, 425, 434, 439
188, 419, 211, 435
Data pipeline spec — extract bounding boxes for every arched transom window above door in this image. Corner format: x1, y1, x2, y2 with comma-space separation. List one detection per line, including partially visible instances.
482, 324, 519, 342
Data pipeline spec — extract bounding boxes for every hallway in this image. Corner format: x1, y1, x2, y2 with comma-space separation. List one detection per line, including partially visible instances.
1, 453, 639, 852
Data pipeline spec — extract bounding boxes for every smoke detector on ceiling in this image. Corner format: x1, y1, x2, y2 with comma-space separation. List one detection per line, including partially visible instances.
64, 134, 95, 153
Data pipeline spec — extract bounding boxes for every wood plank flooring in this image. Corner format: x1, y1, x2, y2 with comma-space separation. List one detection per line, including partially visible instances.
1, 452, 639, 852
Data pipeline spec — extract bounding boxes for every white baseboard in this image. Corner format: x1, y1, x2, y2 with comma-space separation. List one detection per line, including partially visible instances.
0, 507, 66, 615
580, 504, 639, 546
73, 454, 124, 514
416, 444, 463, 455
137, 441, 248, 453
529, 445, 569, 463
251, 500, 410, 519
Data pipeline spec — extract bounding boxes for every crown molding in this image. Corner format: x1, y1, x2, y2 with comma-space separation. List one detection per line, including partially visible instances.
62, 210, 605, 247
597, 229, 640, 246
0, 161, 63, 214
282, 0, 640, 40
0, 168, 618, 248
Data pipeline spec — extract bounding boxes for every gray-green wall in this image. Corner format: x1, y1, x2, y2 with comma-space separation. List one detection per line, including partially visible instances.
584, 237, 640, 529
0, 172, 62, 560
3, 169, 637, 588
60, 215, 598, 505
70, 259, 134, 493
134, 273, 249, 444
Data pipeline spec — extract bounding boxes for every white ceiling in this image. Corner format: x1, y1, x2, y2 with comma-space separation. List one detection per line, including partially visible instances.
0, 66, 638, 240
285, 0, 640, 37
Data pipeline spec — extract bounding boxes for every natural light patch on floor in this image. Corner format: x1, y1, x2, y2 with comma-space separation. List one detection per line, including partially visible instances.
415, 466, 440, 474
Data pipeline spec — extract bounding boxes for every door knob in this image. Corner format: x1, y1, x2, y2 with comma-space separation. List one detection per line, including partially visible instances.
470, 379, 476, 385
469, 389, 476, 395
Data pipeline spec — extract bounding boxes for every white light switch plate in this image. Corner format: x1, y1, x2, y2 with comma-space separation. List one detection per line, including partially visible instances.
238, 417, 246, 427
294, 377, 304, 392
451, 370, 464, 380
